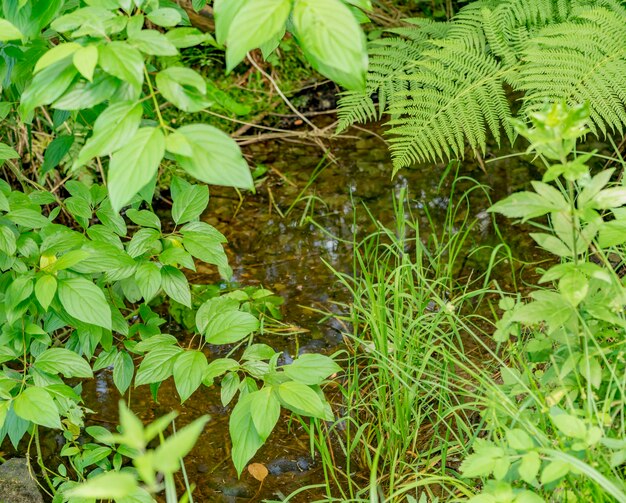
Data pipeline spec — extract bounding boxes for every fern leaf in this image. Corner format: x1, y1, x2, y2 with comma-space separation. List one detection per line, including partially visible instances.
386, 42, 513, 169
518, 7, 626, 136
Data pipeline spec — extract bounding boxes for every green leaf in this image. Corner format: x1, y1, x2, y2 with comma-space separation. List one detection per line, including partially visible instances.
126, 209, 161, 230
127, 228, 160, 258
173, 351, 208, 403
34, 43, 81, 74
550, 410, 587, 440
291, 0, 367, 91
249, 388, 280, 441
52, 73, 120, 110
65, 471, 137, 499
108, 127, 165, 211
134, 262, 162, 302
98, 42, 144, 90
58, 277, 112, 330
166, 27, 212, 48
153, 415, 209, 473
592, 187, 626, 210
518, 451, 541, 483
220, 372, 240, 406
489, 192, 561, 221
277, 381, 327, 419
214, 0, 246, 45
204, 310, 259, 344
283, 353, 341, 385
530, 233, 572, 257
0, 143, 18, 162
129, 29, 178, 56
540, 459, 570, 484
225, 0, 291, 71
172, 124, 252, 189
19, 59, 78, 119
506, 429, 534, 450
42, 135, 74, 175
113, 351, 134, 395
203, 357, 239, 385
160, 266, 191, 308
172, 184, 209, 224
35, 348, 93, 378
147, 8, 182, 27
135, 345, 183, 386
229, 392, 264, 475
73, 45, 98, 81
156, 67, 209, 112
0, 226, 17, 256
75, 101, 143, 168
0, 19, 23, 41
598, 220, 626, 248
13, 387, 61, 429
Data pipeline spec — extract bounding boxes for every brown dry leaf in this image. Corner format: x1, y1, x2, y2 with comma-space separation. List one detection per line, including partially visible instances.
248, 462, 269, 482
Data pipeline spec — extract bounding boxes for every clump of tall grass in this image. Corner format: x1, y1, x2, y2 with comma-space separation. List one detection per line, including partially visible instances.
297, 177, 514, 502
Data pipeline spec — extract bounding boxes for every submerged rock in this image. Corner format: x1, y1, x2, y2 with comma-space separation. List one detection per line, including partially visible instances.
267, 456, 313, 475
0, 458, 44, 503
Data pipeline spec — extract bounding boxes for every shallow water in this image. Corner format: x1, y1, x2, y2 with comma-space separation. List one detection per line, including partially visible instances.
76, 125, 547, 502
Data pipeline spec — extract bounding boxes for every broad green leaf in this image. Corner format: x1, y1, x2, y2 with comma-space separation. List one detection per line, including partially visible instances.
135, 345, 183, 386
540, 459, 570, 484
0, 226, 16, 256
460, 452, 497, 478
153, 415, 209, 473
249, 388, 280, 441
598, 220, 626, 248
551, 411, 587, 439
225, 0, 291, 71
592, 187, 626, 210
156, 67, 209, 112
13, 387, 61, 429
277, 381, 327, 419
127, 228, 160, 258
42, 135, 74, 174
19, 59, 78, 119
204, 310, 259, 344
147, 8, 182, 27
75, 101, 143, 168
519, 451, 541, 483
0, 142, 18, 163
50, 6, 115, 32
129, 29, 178, 56
98, 42, 144, 90
52, 73, 120, 110
173, 351, 208, 403
489, 192, 561, 221
220, 372, 240, 406
558, 271, 588, 307
35, 348, 93, 378
166, 27, 212, 48
65, 471, 137, 499
203, 357, 239, 384
0, 19, 23, 41
34, 43, 81, 73
242, 344, 275, 361
214, 0, 246, 45
512, 291, 575, 329
160, 265, 191, 307
283, 353, 341, 385
229, 392, 264, 475
58, 277, 112, 330
73, 45, 98, 81
7, 208, 50, 228
172, 184, 209, 224
530, 233, 572, 257
108, 127, 165, 211
506, 429, 534, 450
291, 0, 367, 91
134, 334, 178, 352
126, 209, 161, 230
113, 351, 134, 395
172, 124, 252, 189
134, 262, 162, 302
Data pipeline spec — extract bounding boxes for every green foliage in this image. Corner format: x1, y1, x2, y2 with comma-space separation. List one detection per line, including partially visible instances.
465, 102, 626, 502
337, 0, 626, 169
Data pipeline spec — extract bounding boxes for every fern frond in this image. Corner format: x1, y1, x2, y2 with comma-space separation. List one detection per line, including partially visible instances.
337, 32, 441, 132
518, 7, 626, 136
386, 42, 513, 169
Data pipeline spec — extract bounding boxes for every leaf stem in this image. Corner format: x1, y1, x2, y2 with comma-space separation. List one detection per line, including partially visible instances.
144, 67, 167, 130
